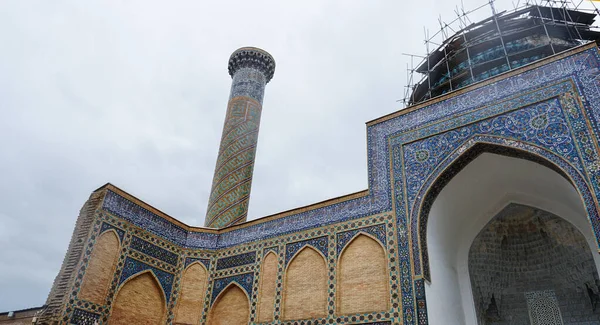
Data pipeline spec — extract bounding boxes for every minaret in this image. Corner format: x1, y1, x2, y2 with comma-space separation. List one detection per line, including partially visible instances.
204, 47, 276, 228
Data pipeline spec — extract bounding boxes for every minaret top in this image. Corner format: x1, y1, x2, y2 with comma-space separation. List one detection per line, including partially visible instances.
228, 47, 276, 83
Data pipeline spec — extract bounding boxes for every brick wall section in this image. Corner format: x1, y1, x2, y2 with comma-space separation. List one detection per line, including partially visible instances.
337, 234, 390, 314
110, 272, 166, 324
78, 230, 120, 304
38, 190, 105, 324
470, 204, 600, 324
0, 307, 43, 325
173, 263, 208, 325
283, 247, 328, 320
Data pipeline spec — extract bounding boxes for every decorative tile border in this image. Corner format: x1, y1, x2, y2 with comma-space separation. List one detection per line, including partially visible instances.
69, 308, 100, 325
216, 251, 256, 270
336, 224, 387, 256
118, 257, 175, 302
285, 236, 328, 267
211, 272, 254, 305
99, 222, 125, 242
184, 257, 210, 270
130, 236, 179, 266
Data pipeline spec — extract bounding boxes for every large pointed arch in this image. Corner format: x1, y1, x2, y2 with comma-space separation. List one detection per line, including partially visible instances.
109, 270, 167, 324
337, 232, 390, 314
174, 261, 209, 325
283, 245, 327, 320
413, 136, 600, 281
206, 282, 250, 325
78, 229, 121, 304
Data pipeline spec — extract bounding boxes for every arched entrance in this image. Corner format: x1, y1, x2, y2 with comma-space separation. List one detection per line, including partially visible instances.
421, 149, 600, 324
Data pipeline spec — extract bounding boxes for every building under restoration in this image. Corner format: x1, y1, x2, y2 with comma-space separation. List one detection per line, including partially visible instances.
406, 2, 600, 105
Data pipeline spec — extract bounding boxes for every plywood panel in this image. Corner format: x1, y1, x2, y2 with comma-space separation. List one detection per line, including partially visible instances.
283, 247, 327, 320
207, 284, 249, 325
78, 231, 120, 304
109, 272, 166, 325
174, 263, 208, 325
338, 234, 389, 314
257, 252, 278, 322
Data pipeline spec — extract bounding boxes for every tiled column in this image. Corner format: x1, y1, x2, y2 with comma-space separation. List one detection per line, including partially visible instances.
204, 47, 275, 228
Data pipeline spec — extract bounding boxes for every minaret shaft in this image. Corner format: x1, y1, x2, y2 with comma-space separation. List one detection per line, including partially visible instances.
204, 48, 275, 228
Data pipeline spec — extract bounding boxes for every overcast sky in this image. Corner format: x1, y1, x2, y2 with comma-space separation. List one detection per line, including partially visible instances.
0, 0, 564, 311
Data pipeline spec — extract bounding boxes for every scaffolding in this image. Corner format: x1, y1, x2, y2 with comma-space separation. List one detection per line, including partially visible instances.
403, 0, 600, 106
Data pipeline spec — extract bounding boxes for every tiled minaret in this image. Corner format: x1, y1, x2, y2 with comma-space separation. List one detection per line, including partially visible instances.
204, 47, 275, 228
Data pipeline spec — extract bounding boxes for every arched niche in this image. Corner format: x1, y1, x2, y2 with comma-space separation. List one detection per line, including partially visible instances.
174, 262, 208, 325
337, 233, 389, 315
257, 251, 278, 322
207, 282, 250, 325
421, 149, 600, 325
283, 246, 327, 320
109, 270, 167, 325
469, 203, 600, 324
79, 230, 121, 304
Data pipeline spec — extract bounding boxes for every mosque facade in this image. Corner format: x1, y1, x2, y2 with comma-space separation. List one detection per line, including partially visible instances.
14, 7, 600, 325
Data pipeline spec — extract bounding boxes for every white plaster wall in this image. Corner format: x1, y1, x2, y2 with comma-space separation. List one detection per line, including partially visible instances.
424, 153, 600, 325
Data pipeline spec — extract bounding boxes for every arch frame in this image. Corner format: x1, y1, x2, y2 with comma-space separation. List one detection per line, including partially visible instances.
112, 269, 168, 308
386, 75, 600, 324
173, 261, 210, 324
209, 281, 252, 310
108, 269, 168, 323
281, 245, 328, 321
336, 232, 392, 315
413, 135, 600, 281
337, 231, 387, 261
98, 228, 123, 246
183, 259, 209, 273
77, 229, 122, 303
284, 244, 328, 272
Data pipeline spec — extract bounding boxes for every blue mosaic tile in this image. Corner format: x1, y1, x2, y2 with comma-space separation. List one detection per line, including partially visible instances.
119, 257, 174, 302
130, 236, 178, 266
336, 224, 386, 256
285, 236, 328, 266
263, 246, 279, 257
216, 251, 256, 270
415, 278, 428, 325
69, 308, 100, 325
211, 273, 254, 305
184, 257, 210, 270
402, 96, 578, 208
99, 222, 125, 242
103, 190, 190, 247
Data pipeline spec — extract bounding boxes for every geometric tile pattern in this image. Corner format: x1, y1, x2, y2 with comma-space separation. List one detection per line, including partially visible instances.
263, 246, 279, 256
525, 290, 563, 325
336, 223, 386, 256
69, 308, 100, 325
184, 257, 210, 270
211, 272, 254, 305
118, 257, 175, 302
129, 236, 179, 266
99, 222, 125, 242
216, 251, 256, 270
285, 236, 328, 266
